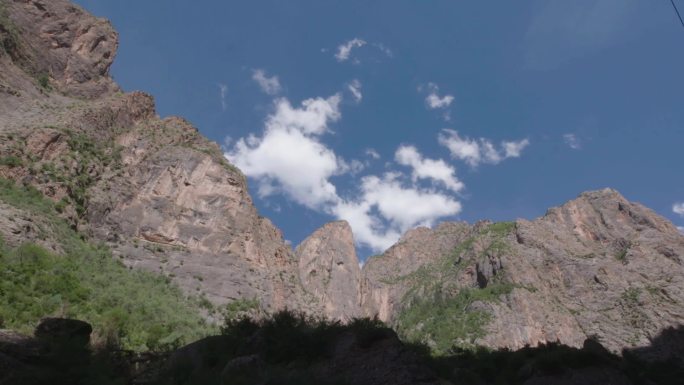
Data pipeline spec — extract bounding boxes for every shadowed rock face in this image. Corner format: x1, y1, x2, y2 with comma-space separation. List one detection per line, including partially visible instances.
296, 221, 362, 320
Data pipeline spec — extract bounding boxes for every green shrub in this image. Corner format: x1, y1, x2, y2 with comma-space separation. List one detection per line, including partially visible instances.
484, 221, 516, 237
397, 283, 515, 355
0, 155, 23, 167
0, 179, 216, 351
37, 73, 51, 90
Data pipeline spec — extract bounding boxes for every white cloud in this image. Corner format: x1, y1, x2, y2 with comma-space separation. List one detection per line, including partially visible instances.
674, 203, 684, 217
348, 79, 363, 103
225, 94, 343, 209
395, 145, 464, 192
252, 69, 282, 95
365, 148, 380, 159
218, 83, 228, 111
335, 38, 366, 62
266, 95, 342, 135
438, 129, 530, 167
503, 139, 531, 158
678, 226, 684, 234
424, 83, 454, 110
563, 133, 582, 150
333, 173, 462, 251
227, 93, 464, 253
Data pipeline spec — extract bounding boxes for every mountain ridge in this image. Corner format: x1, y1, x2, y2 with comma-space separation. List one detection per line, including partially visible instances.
1, 0, 684, 362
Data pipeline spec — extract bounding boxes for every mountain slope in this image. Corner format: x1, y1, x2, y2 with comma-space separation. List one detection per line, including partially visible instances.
360, 189, 684, 353
0, 0, 320, 315
2, 0, 684, 366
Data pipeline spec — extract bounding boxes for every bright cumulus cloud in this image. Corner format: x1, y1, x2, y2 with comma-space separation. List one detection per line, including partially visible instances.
438, 129, 530, 167
226, 93, 464, 252
226, 95, 342, 209
333, 173, 462, 251
335, 38, 366, 62
252, 69, 282, 95
395, 145, 464, 192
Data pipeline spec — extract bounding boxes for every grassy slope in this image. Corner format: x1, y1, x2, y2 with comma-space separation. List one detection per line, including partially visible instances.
0, 178, 216, 351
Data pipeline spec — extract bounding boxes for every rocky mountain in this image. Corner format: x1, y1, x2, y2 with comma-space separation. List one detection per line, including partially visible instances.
2, 2, 684, 383
0, 0, 319, 315
359, 189, 684, 354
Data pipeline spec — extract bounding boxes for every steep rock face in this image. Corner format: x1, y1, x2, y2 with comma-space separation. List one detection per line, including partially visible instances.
360, 222, 471, 321
362, 189, 684, 353
296, 221, 362, 320
0, 0, 319, 314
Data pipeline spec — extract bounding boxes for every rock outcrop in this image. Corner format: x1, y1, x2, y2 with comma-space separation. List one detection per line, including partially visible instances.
296, 221, 362, 320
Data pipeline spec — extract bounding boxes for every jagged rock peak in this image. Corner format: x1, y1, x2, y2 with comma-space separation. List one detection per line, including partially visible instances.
539, 188, 680, 236
296, 220, 362, 320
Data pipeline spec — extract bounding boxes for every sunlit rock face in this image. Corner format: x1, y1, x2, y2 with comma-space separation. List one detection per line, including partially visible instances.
359, 189, 684, 353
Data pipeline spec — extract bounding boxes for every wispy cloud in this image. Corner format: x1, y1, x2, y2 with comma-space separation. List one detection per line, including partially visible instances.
218, 83, 228, 111
439, 129, 530, 167
563, 133, 582, 150
365, 148, 380, 159
333, 38, 392, 63
372, 42, 393, 58
335, 38, 367, 62
347, 79, 363, 103
252, 69, 282, 95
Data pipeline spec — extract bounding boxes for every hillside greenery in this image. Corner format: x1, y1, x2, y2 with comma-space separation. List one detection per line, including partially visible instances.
0, 178, 216, 351
397, 283, 515, 354
394, 221, 518, 355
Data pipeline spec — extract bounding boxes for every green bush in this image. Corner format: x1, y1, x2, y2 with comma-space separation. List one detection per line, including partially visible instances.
0, 179, 216, 351
397, 283, 515, 355
0, 155, 23, 167
35, 72, 52, 90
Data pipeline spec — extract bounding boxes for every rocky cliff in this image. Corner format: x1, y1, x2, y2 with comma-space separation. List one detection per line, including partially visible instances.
0, 0, 319, 315
296, 221, 362, 320
360, 189, 684, 354
2, 0, 684, 366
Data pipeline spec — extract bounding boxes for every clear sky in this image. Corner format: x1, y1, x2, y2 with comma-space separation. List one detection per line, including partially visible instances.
75, 0, 684, 259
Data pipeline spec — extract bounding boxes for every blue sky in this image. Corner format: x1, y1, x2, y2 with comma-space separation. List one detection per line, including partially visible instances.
75, 0, 684, 258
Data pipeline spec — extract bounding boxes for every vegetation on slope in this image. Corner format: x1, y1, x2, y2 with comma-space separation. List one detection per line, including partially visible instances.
0, 178, 216, 351
394, 222, 519, 354
397, 283, 515, 354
